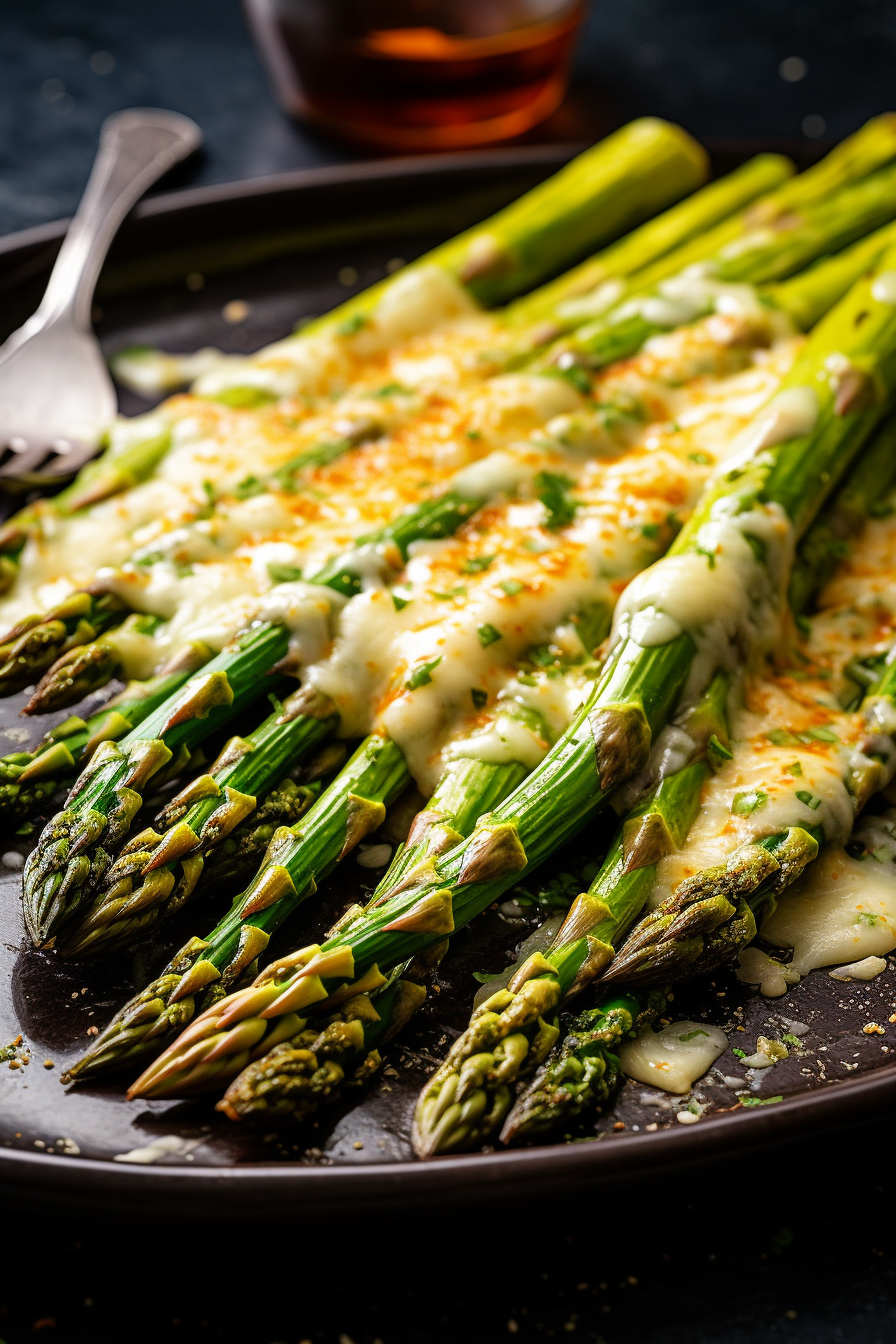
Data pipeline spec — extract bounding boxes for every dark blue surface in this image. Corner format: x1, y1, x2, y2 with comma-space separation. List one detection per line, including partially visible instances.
2, 0, 896, 236
2, 3, 896, 1340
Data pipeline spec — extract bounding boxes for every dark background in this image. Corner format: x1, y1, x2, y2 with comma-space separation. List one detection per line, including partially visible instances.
2, 1, 896, 1341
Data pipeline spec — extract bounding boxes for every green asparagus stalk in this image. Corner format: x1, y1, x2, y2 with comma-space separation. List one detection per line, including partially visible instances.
0, 644, 211, 822
197, 753, 346, 891
61, 734, 411, 1084
499, 992, 654, 1145
216, 968, 429, 1124
411, 671, 730, 1156
23, 623, 294, 946
0, 591, 129, 697
504, 152, 792, 333
602, 652, 896, 988
56, 685, 340, 960
214, 748, 537, 1118
546, 158, 896, 376
789, 413, 896, 615
136, 240, 896, 1102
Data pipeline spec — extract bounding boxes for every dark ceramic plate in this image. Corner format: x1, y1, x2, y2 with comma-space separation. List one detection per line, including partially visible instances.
2, 143, 895, 1221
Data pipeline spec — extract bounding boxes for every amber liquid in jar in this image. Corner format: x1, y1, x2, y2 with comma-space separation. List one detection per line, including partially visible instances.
245, 0, 587, 150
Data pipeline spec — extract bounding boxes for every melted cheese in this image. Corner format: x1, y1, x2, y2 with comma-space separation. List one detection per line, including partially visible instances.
761, 846, 896, 973
618, 1020, 728, 1094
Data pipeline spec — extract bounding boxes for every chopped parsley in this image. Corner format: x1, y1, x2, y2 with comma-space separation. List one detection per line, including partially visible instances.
535, 471, 578, 531
499, 579, 524, 596
337, 312, 368, 336
266, 562, 303, 584
732, 1047, 746, 1059
234, 475, 267, 499
462, 554, 495, 575
392, 592, 412, 612
788, 761, 804, 777
781, 1033, 802, 1048
477, 623, 502, 648
707, 734, 733, 769
731, 789, 768, 816
641, 522, 660, 540
373, 382, 410, 397
405, 657, 442, 690
740, 1095, 784, 1107
470, 687, 488, 710
795, 790, 822, 811
678, 1029, 709, 1042
688, 451, 711, 465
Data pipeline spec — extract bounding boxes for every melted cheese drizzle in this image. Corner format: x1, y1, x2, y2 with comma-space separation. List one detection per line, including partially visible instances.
0, 302, 800, 792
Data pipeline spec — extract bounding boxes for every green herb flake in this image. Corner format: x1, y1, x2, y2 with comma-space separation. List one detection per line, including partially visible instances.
535, 470, 579, 532
405, 657, 442, 690
337, 312, 368, 337
466, 429, 483, 441
462, 554, 496, 574
499, 579, 524, 596
856, 911, 880, 927
234, 475, 267, 500
517, 671, 537, 686
470, 687, 488, 710
781, 1033, 801, 1048
266, 562, 303, 584
373, 382, 410, 398
678, 1029, 709, 1042
392, 592, 412, 612
688, 451, 711, 465
732, 1047, 746, 1059
806, 725, 838, 743
740, 1096, 784, 1107
795, 789, 822, 811
788, 761, 804, 777
477, 623, 502, 648
640, 522, 660, 540
550, 362, 592, 397
707, 733, 733, 765
731, 789, 768, 816
767, 729, 796, 746
432, 585, 467, 601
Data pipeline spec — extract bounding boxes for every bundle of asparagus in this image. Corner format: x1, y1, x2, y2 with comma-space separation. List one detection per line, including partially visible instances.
7, 118, 896, 1161
416, 412, 896, 1152
117, 230, 896, 1115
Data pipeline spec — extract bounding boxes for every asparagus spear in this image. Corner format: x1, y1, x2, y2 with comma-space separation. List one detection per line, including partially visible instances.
56, 685, 339, 959
196, 746, 348, 891
0, 644, 211, 822
137, 240, 896, 1102
214, 746, 538, 1118
499, 992, 651, 1145
0, 591, 129, 697
61, 733, 412, 1083
545, 158, 896, 376
602, 650, 896, 987
411, 672, 730, 1156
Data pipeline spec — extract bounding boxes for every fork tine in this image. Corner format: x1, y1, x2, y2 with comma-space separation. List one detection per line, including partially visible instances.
0, 438, 55, 478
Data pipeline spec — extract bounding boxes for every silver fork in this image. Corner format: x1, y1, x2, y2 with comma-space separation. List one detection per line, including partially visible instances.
0, 107, 202, 491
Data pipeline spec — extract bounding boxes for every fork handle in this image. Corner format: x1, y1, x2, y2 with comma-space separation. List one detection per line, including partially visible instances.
38, 108, 203, 329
